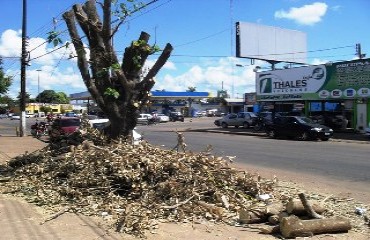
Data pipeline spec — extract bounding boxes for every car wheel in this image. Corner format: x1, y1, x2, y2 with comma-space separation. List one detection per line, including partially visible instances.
267, 130, 277, 138
321, 137, 330, 141
221, 122, 228, 128
243, 122, 250, 129
298, 131, 309, 141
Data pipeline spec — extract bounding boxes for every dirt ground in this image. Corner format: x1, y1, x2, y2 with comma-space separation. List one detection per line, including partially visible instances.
0, 136, 369, 239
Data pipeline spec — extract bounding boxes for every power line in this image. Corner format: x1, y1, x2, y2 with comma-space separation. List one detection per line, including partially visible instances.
174, 29, 229, 48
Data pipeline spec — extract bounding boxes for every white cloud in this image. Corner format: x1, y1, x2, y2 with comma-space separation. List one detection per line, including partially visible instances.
153, 57, 258, 97
274, 2, 328, 25
145, 59, 176, 70
0, 29, 22, 57
310, 58, 329, 65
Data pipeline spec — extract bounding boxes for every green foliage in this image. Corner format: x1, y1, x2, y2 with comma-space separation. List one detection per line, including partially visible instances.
131, 40, 161, 69
112, 0, 145, 19
97, 63, 121, 77
37, 90, 70, 103
0, 57, 12, 95
104, 87, 120, 99
16, 92, 31, 103
47, 31, 63, 47
0, 95, 15, 108
40, 106, 52, 114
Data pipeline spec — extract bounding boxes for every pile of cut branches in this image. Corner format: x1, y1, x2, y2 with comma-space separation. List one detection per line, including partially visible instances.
0, 130, 275, 236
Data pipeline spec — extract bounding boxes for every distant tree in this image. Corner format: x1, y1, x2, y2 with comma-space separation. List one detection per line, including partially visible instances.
37, 90, 69, 103
55, 92, 70, 104
0, 95, 15, 108
187, 86, 196, 92
60, 0, 172, 139
40, 106, 52, 114
16, 92, 31, 104
0, 57, 12, 95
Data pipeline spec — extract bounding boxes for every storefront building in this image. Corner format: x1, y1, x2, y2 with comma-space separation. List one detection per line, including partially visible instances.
255, 58, 370, 132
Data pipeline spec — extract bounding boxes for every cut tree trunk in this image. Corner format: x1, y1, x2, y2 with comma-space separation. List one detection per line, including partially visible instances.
265, 202, 285, 216
286, 198, 326, 215
280, 215, 351, 238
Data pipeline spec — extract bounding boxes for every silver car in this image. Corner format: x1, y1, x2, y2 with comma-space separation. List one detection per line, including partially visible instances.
219, 112, 258, 128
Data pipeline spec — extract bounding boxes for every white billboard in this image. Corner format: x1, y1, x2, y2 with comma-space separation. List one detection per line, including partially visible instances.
236, 22, 307, 64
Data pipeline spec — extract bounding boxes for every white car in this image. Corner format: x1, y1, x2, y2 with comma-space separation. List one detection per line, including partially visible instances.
89, 118, 142, 145
89, 118, 109, 129
155, 113, 169, 122
138, 113, 154, 124
10, 114, 20, 120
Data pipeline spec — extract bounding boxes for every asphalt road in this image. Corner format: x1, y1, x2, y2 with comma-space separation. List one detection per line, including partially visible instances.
136, 118, 370, 199
0, 117, 40, 136
141, 130, 369, 182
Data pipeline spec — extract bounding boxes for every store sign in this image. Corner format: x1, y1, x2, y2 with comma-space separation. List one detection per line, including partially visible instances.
256, 59, 370, 101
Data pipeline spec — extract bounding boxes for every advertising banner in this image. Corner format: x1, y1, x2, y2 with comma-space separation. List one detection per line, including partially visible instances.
256, 59, 370, 101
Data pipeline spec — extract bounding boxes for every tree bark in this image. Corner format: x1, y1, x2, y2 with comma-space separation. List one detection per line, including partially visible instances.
62, 0, 173, 139
286, 198, 326, 216
280, 215, 351, 238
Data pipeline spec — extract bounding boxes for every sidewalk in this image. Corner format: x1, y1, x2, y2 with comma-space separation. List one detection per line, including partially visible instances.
0, 136, 127, 239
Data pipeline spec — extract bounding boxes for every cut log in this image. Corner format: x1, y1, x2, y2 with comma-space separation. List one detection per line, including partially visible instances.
280, 215, 351, 238
298, 192, 323, 219
286, 198, 325, 215
239, 208, 267, 224
259, 224, 280, 234
268, 214, 279, 225
265, 202, 285, 216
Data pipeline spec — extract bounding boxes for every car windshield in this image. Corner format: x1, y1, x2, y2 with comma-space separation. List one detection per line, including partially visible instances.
60, 119, 81, 127
296, 117, 314, 124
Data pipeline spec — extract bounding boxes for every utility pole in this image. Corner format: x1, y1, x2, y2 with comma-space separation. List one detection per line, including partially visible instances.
356, 43, 366, 59
19, 0, 28, 137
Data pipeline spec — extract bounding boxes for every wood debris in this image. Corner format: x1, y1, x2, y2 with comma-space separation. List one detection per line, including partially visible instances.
0, 129, 274, 237
0, 128, 369, 238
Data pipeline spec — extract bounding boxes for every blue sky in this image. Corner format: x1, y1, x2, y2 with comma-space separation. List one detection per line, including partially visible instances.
1, 0, 369, 99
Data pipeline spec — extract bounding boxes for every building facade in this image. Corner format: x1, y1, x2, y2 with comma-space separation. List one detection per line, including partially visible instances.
255, 58, 370, 131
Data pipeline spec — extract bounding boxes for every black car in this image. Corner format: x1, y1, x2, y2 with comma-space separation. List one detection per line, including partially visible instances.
266, 116, 333, 141
169, 112, 184, 122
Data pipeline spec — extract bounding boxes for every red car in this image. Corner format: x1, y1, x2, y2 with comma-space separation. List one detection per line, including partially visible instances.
49, 117, 81, 141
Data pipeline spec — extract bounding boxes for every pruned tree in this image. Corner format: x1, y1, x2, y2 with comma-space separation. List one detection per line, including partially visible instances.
62, 0, 173, 139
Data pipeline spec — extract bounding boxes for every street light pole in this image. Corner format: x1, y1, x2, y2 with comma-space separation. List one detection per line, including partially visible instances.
36, 69, 41, 102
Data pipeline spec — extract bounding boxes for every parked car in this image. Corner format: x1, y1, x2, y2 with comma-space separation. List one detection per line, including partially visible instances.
214, 118, 221, 127
89, 118, 109, 130
217, 112, 258, 129
155, 113, 170, 123
65, 112, 78, 117
49, 117, 81, 141
365, 123, 370, 138
10, 114, 21, 120
169, 112, 185, 122
89, 119, 142, 145
266, 116, 333, 141
137, 113, 155, 125
0, 114, 7, 119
